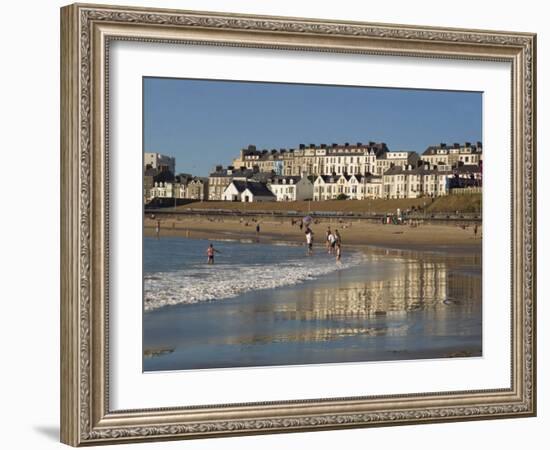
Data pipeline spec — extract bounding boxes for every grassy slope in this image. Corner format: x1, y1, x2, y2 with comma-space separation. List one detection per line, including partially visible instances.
177, 194, 481, 214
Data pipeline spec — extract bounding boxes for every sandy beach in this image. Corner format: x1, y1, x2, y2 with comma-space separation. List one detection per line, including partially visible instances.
143, 213, 482, 371
144, 215, 482, 252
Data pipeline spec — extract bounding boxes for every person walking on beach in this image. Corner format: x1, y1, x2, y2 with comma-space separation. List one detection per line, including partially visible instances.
325, 227, 332, 252
206, 243, 221, 265
474, 223, 479, 239
327, 231, 336, 254
334, 229, 342, 245
305, 227, 314, 255
256, 223, 261, 237
155, 220, 161, 238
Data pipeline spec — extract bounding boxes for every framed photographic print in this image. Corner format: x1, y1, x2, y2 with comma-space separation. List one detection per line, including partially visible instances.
60, 3, 537, 446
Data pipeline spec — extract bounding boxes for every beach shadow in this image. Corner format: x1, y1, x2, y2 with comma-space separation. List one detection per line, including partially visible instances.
33, 425, 59, 441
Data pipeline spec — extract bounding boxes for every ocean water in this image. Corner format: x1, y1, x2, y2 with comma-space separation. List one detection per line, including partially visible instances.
143, 237, 482, 371
144, 237, 363, 311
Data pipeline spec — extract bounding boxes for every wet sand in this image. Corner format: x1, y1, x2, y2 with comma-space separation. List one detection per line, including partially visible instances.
144, 245, 482, 371
144, 216, 482, 253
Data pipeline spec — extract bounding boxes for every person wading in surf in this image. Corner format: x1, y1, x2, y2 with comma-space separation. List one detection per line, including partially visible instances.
206, 243, 221, 265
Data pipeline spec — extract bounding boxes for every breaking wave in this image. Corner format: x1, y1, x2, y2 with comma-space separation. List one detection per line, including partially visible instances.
144, 252, 365, 311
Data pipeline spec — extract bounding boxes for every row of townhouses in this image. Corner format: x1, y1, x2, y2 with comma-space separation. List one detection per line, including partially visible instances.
144, 141, 482, 203
231, 142, 420, 177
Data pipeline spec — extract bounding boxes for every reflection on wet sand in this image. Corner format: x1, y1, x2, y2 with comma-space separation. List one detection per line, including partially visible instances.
143, 247, 482, 371
219, 252, 480, 345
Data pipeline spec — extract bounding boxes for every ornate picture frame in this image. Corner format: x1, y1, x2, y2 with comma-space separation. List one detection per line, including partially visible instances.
60, 3, 536, 446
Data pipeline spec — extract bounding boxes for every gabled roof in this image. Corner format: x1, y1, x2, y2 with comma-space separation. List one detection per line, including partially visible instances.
189, 176, 208, 184
315, 175, 340, 184
243, 182, 276, 197
230, 180, 275, 197
230, 180, 249, 193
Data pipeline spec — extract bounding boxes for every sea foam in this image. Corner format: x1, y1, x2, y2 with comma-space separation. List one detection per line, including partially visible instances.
144, 252, 364, 311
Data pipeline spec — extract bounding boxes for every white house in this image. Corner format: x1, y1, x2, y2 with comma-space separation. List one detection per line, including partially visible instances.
360, 175, 383, 199
313, 174, 340, 201
186, 177, 209, 200
149, 181, 177, 199
222, 180, 276, 202
313, 174, 384, 200
342, 174, 383, 200
267, 175, 314, 201
382, 163, 452, 199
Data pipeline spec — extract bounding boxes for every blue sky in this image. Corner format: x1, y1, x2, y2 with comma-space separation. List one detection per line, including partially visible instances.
143, 77, 482, 176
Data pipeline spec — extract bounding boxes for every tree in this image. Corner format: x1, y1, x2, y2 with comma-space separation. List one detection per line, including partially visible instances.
336, 193, 348, 200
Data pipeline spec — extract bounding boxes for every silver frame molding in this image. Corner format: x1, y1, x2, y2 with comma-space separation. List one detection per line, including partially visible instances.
60, 3, 536, 446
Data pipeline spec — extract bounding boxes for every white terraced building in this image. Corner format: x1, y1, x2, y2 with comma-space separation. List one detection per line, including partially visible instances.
382, 162, 482, 199
313, 174, 383, 201
232, 142, 389, 177
202, 140, 483, 202
382, 163, 453, 199
420, 142, 483, 166
267, 175, 314, 201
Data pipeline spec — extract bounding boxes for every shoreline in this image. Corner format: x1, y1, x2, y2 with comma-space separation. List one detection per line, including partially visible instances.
144, 216, 482, 253
143, 241, 482, 371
